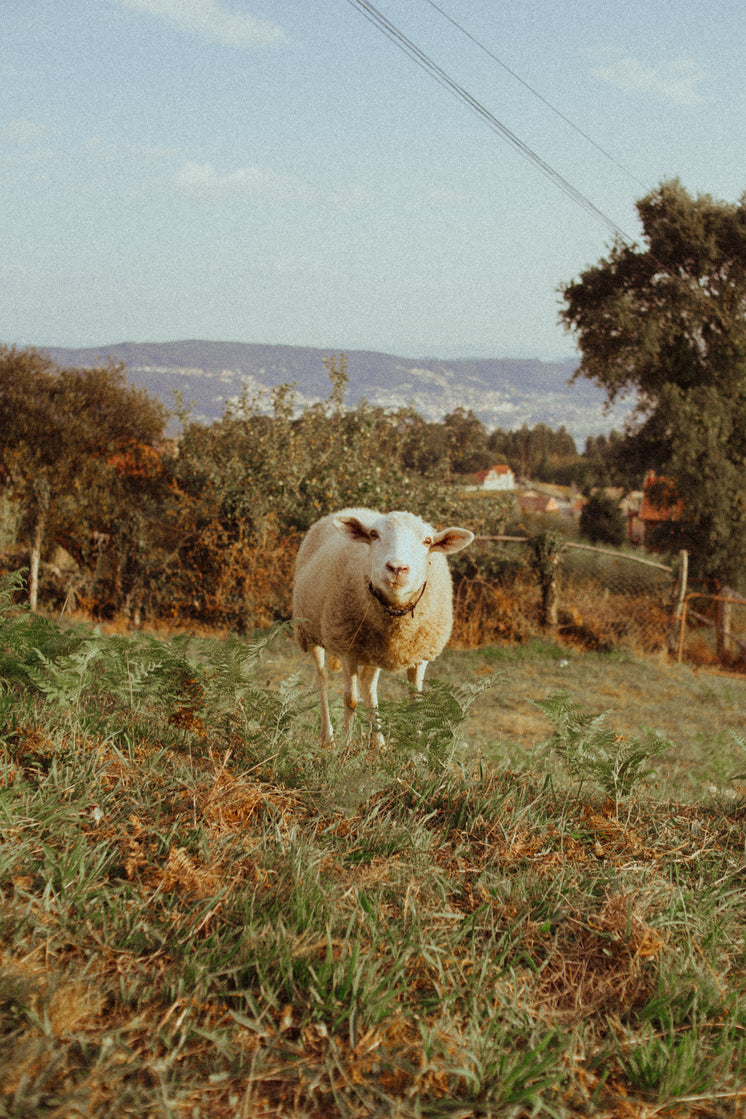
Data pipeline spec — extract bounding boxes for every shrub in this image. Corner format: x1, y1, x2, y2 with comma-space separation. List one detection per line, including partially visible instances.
579, 492, 626, 546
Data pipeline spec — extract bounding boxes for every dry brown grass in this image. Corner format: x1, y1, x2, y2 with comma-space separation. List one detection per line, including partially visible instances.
451, 573, 675, 658
3, 606, 746, 1117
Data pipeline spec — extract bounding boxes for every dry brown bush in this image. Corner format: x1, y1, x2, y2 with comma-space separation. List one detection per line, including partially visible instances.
557, 585, 672, 654
450, 574, 540, 647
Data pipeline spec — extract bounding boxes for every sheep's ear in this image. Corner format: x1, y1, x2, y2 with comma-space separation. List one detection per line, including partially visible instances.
333, 515, 377, 543
430, 527, 474, 554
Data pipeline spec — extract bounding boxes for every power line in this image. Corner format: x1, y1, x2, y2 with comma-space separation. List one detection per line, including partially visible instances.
343, 0, 636, 243
420, 0, 651, 194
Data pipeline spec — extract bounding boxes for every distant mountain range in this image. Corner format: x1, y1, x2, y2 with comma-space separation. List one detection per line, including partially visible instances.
43, 340, 634, 446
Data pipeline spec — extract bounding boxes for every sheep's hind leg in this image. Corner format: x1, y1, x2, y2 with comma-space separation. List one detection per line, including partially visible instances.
407, 662, 428, 695
360, 664, 384, 747
311, 645, 335, 746
341, 656, 360, 740
406, 662, 430, 762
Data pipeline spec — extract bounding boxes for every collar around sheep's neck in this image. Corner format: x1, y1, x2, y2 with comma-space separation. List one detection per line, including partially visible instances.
368, 580, 427, 618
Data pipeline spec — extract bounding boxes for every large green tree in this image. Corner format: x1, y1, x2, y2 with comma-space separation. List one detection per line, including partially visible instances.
560, 180, 746, 586
443, 408, 491, 473
0, 346, 167, 608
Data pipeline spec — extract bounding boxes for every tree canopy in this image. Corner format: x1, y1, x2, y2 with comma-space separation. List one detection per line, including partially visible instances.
0, 345, 641, 622
0, 346, 167, 607
560, 180, 746, 586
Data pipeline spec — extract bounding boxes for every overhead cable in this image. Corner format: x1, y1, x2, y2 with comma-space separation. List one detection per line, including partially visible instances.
420, 0, 650, 193
416, 0, 740, 314
344, 0, 635, 244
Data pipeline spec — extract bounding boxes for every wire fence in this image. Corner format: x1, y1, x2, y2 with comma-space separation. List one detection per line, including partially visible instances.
675, 591, 746, 672
559, 542, 677, 654
454, 536, 682, 658
7, 526, 744, 673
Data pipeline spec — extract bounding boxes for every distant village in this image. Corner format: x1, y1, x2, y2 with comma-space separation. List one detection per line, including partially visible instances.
472, 464, 679, 546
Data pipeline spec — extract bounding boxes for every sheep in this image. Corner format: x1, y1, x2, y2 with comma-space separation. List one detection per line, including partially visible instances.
292, 507, 474, 746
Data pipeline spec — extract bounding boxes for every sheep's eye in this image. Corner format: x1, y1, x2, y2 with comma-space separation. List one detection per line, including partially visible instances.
423, 536, 433, 547
369, 529, 379, 540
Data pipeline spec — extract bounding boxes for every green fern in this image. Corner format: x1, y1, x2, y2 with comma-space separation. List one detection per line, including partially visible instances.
0, 571, 104, 701
0, 571, 300, 753
535, 690, 670, 799
380, 677, 494, 771
729, 733, 746, 781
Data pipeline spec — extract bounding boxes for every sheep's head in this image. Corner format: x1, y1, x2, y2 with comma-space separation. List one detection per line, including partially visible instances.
333, 509, 473, 608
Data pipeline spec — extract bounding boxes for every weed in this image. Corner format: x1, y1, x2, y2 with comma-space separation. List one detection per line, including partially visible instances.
379, 676, 495, 772
536, 690, 671, 800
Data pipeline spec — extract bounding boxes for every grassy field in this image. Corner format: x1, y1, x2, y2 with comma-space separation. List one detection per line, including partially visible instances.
2, 575, 746, 1117
258, 633, 746, 807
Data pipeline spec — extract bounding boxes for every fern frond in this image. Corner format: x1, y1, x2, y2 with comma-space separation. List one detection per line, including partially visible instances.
381, 676, 495, 771
535, 690, 670, 799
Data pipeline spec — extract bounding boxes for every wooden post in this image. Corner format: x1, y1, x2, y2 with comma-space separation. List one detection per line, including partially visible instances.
541, 571, 559, 630
716, 593, 736, 662
668, 549, 688, 654
28, 478, 50, 613
529, 532, 562, 632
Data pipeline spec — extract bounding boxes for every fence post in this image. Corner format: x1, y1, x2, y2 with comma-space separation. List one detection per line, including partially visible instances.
668, 549, 688, 654
716, 593, 736, 662
529, 532, 562, 631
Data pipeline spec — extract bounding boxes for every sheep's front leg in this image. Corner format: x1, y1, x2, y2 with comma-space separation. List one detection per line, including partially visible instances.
407, 661, 428, 694
341, 655, 360, 739
360, 664, 384, 747
311, 645, 335, 746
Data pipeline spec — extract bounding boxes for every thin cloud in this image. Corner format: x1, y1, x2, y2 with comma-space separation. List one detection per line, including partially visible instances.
1, 120, 55, 169
591, 54, 705, 107
86, 136, 184, 164
108, 0, 289, 48
171, 160, 305, 197
2, 119, 49, 144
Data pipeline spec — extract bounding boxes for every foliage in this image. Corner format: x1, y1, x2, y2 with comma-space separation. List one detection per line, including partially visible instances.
0, 343, 693, 625
536, 690, 671, 799
579, 490, 627, 546
561, 179, 746, 585
489, 421, 579, 482
166, 358, 513, 626
0, 345, 168, 608
175, 355, 417, 537
379, 677, 495, 771
2, 605, 746, 1116
442, 406, 492, 473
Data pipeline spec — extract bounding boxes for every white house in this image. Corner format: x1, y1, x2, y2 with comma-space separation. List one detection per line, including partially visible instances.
477, 464, 515, 491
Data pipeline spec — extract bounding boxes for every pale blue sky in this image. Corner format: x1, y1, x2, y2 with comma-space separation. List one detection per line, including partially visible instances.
2, 0, 744, 358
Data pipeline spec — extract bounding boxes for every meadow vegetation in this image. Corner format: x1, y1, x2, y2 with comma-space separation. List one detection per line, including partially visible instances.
4, 181, 746, 1113
0, 347, 689, 634
2, 571, 746, 1118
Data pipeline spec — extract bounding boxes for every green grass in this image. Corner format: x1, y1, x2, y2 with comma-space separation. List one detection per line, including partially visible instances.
1, 573, 746, 1117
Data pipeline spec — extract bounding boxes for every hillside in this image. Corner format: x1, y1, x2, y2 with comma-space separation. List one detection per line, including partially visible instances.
3, 600, 746, 1118
44, 340, 635, 444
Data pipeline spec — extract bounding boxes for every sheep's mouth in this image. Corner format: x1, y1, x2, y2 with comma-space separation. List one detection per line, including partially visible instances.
368, 581, 427, 618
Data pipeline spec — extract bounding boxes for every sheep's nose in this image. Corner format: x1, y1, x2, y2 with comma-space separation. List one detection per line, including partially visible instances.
386, 562, 409, 577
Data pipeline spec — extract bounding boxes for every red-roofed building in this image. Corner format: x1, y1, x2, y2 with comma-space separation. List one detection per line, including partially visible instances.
518, 491, 559, 515
628, 470, 683, 544
476, 464, 515, 491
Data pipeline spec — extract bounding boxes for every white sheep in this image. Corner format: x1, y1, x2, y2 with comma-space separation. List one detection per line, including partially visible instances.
292, 507, 474, 746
